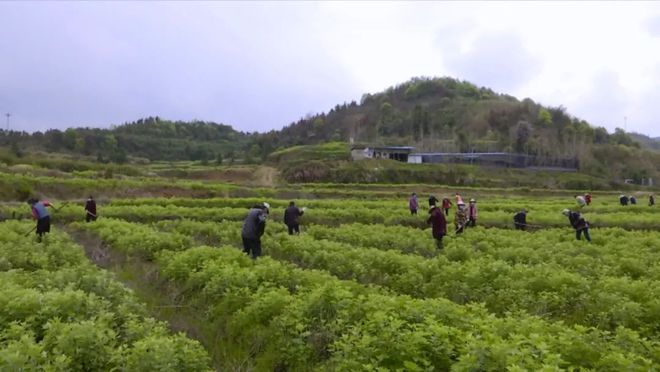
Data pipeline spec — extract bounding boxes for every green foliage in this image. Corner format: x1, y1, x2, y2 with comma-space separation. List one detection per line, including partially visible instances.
0, 221, 211, 371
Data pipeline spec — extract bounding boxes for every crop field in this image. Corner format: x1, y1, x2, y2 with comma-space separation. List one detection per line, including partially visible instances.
1, 189, 659, 370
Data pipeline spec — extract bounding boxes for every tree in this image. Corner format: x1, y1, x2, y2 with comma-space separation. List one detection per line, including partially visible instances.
537, 108, 552, 126
216, 152, 223, 165
514, 121, 531, 153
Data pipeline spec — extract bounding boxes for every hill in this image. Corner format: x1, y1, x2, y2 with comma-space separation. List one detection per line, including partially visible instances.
256, 77, 659, 185
629, 132, 660, 151
0, 117, 253, 162
1, 76, 658, 186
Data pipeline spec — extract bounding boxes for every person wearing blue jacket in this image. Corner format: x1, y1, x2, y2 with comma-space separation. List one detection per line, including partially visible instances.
27, 198, 52, 242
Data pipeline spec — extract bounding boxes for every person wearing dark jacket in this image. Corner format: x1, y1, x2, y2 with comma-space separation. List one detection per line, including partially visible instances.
620, 194, 629, 206
562, 209, 591, 242
428, 195, 439, 207
650, 194, 655, 207
27, 198, 52, 242
242, 202, 269, 259
283, 201, 305, 235
427, 205, 447, 249
513, 209, 527, 230
85, 196, 97, 222
630, 195, 637, 205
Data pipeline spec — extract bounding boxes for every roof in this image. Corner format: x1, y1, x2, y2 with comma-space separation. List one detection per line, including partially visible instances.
410, 152, 511, 156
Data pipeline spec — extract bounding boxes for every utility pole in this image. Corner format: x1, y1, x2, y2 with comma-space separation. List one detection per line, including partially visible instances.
5, 113, 9, 132
624, 116, 627, 132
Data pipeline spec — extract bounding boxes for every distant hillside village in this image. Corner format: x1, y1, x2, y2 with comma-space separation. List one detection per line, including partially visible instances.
350, 145, 579, 170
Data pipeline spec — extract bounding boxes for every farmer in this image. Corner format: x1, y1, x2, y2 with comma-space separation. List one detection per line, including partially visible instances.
630, 195, 637, 205
455, 202, 467, 234
441, 197, 452, 216
575, 195, 586, 208
85, 195, 97, 222
27, 198, 53, 242
619, 194, 629, 206
584, 193, 592, 206
427, 203, 447, 249
283, 201, 305, 235
513, 209, 527, 230
242, 202, 269, 259
562, 209, 591, 242
455, 193, 464, 206
467, 198, 478, 227
428, 195, 439, 207
650, 194, 655, 207
409, 193, 419, 215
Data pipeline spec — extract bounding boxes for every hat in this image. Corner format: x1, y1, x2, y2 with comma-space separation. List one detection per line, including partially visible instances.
521, 208, 527, 213
262, 202, 270, 209
469, 198, 476, 203
562, 209, 570, 216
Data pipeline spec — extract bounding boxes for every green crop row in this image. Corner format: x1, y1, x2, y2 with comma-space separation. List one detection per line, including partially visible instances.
75, 219, 660, 370
0, 221, 211, 371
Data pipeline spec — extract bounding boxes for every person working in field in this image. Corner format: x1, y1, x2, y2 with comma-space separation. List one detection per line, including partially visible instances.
455, 193, 464, 206
467, 198, 478, 226
630, 195, 637, 205
85, 195, 97, 222
242, 202, 269, 259
584, 193, 592, 206
283, 201, 305, 235
427, 201, 447, 250
513, 209, 528, 230
455, 201, 467, 234
409, 193, 419, 215
619, 194, 629, 206
441, 197, 452, 216
575, 195, 586, 208
428, 194, 439, 208
650, 194, 655, 207
562, 209, 591, 242
27, 198, 53, 242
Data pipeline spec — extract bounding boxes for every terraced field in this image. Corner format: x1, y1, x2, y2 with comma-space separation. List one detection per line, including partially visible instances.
1, 191, 658, 370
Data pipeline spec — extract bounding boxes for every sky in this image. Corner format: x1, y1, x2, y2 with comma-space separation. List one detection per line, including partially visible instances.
1, 1, 659, 137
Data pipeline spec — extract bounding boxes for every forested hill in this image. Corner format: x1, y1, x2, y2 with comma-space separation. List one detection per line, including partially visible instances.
1, 117, 253, 162
255, 77, 659, 182
1, 77, 658, 183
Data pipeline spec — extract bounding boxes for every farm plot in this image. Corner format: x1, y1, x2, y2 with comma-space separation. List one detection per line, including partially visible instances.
63, 193, 660, 371
0, 221, 211, 371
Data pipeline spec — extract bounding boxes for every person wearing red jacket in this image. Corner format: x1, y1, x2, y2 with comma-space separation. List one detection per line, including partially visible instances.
427, 204, 447, 250
441, 197, 452, 216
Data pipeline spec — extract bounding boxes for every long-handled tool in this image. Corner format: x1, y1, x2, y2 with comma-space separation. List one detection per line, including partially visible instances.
23, 226, 37, 237
51, 201, 69, 212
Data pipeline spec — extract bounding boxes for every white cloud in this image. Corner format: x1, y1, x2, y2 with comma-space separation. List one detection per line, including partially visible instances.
1, 1, 660, 136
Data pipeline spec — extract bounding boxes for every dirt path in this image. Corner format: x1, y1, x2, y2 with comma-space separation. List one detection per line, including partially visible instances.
251, 166, 279, 187
63, 226, 223, 371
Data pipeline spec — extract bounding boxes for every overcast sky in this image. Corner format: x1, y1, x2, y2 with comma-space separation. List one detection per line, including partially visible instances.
1, 1, 659, 136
